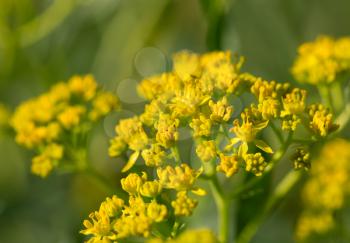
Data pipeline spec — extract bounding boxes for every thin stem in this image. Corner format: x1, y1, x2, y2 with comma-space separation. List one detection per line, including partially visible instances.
335, 102, 350, 133
317, 85, 334, 112
209, 174, 230, 243
269, 121, 284, 143
330, 82, 344, 114
200, 0, 227, 50
236, 170, 302, 243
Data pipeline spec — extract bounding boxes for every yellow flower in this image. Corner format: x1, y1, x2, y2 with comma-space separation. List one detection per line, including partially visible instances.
200, 51, 242, 93
89, 91, 120, 121
173, 50, 201, 80
68, 74, 97, 100
208, 96, 233, 122
196, 140, 217, 162
57, 105, 86, 129
140, 181, 162, 198
31, 143, 63, 178
31, 154, 54, 178
308, 104, 338, 136
216, 153, 239, 177
141, 144, 166, 167
292, 36, 350, 84
250, 77, 289, 102
171, 191, 198, 217
81, 210, 116, 242
147, 229, 219, 243
228, 110, 272, 156
190, 114, 212, 137
281, 88, 307, 117
155, 114, 179, 148
170, 81, 211, 117
258, 97, 280, 120
115, 117, 148, 151
157, 164, 205, 195
140, 99, 167, 126
99, 195, 124, 217
296, 139, 350, 240
108, 136, 126, 157
146, 200, 167, 222
121, 173, 147, 195
244, 153, 267, 176
138, 73, 181, 101
292, 148, 311, 171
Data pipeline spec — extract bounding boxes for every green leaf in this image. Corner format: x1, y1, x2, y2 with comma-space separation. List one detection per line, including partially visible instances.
122, 150, 139, 172
254, 139, 273, 154
255, 120, 269, 130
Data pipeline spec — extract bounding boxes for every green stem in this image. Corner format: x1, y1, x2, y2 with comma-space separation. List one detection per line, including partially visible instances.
236, 170, 302, 243
200, 0, 227, 50
335, 102, 350, 133
330, 82, 344, 114
318, 85, 334, 112
269, 122, 284, 143
209, 174, 230, 243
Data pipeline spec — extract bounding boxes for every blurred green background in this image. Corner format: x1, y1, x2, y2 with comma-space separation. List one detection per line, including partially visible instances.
1, 0, 350, 242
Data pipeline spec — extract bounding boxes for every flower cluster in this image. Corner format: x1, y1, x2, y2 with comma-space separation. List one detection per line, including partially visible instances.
292, 36, 350, 84
147, 229, 218, 243
83, 50, 338, 242
296, 139, 350, 241
81, 168, 205, 242
11, 75, 120, 177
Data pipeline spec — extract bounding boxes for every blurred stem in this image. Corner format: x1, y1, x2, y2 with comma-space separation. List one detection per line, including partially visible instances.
269, 122, 284, 143
317, 84, 334, 112
200, 0, 227, 50
209, 173, 230, 243
335, 102, 350, 133
236, 170, 302, 243
17, 0, 80, 47
330, 82, 344, 114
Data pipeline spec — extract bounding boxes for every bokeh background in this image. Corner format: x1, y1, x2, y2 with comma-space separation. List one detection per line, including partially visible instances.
1, 0, 350, 242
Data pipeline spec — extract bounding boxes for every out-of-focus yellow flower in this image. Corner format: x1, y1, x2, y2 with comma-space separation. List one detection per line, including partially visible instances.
147, 229, 219, 243
173, 51, 201, 80
58, 105, 86, 129
258, 97, 280, 120
292, 36, 350, 84
31, 143, 63, 178
296, 139, 350, 241
216, 153, 240, 177
171, 191, 198, 216
89, 91, 120, 121
68, 74, 97, 100
196, 140, 217, 162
